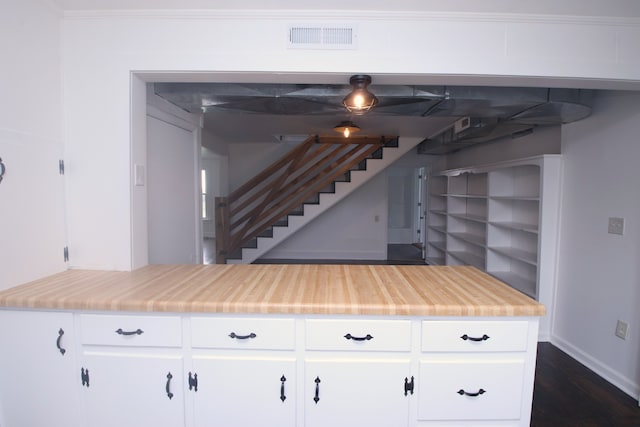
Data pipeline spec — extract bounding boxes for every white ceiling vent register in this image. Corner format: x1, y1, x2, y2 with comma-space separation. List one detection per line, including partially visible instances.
288, 24, 357, 49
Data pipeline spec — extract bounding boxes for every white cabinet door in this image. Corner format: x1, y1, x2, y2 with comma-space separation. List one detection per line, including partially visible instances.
0, 310, 81, 427
191, 356, 296, 427
304, 358, 411, 427
81, 352, 184, 427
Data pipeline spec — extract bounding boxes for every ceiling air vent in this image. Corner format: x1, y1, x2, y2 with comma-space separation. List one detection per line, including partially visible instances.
288, 24, 357, 49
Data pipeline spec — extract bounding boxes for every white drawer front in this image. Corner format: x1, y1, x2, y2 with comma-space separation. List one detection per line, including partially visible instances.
80, 314, 182, 347
418, 359, 525, 421
422, 321, 529, 352
191, 317, 295, 350
305, 319, 412, 352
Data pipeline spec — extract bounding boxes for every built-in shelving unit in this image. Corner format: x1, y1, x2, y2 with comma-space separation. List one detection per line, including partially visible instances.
426, 155, 561, 340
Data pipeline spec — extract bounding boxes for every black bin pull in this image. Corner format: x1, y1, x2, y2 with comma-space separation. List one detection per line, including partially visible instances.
229, 332, 257, 340
344, 333, 373, 341
460, 334, 490, 342
458, 388, 486, 397
56, 328, 66, 355
115, 328, 144, 336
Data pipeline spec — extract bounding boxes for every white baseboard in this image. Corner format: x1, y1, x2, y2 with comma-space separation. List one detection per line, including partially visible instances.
551, 334, 640, 402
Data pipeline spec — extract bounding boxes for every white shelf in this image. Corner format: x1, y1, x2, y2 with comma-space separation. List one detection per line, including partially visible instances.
489, 246, 537, 266
430, 210, 447, 216
489, 221, 538, 234
448, 213, 487, 223
447, 194, 488, 199
428, 240, 446, 252
447, 251, 485, 270
488, 270, 536, 298
490, 195, 539, 202
428, 225, 446, 234
448, 232, 486, 248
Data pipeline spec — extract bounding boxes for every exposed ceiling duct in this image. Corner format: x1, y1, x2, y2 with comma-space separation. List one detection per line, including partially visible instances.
153, 83, 593, 154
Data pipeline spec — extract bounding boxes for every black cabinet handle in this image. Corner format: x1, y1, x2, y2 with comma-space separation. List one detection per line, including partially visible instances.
460, 334, 490, 342
280, 375, 287, 402
404, 376, 414, 396
81, 368, 90, 387
56, 328, 66, 355
229, 332, 257, 340
166, 372, 174, 400
313, 377, 321, 404
115, 328, 144, 336
189, 372, 198, 392
458, 388, 486, 397
344, 333, 373, 341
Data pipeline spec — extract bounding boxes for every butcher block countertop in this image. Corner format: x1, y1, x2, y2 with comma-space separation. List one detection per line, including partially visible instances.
0, 264, 545, 317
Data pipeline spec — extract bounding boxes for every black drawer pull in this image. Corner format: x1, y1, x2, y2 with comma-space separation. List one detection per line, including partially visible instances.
115, 328, 144, 336
56, 328, 66, 355
166, 372, 174, 400
229, 332, 257, 340
344, 333, 373, 341
313, 377, 321, 404
460, 334, 489, 342
280, 375, 287, 402
458, 388, 486, 397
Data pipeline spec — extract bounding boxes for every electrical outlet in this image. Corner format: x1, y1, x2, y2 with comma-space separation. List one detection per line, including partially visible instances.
615, 320, 628, 340
608, 217, 625, 235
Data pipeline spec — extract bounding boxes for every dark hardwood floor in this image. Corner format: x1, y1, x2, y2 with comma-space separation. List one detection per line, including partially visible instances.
202, 239, 640, 425
532, 343, 640, 426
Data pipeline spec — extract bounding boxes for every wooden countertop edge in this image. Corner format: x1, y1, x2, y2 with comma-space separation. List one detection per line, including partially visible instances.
0, 265, 546, 317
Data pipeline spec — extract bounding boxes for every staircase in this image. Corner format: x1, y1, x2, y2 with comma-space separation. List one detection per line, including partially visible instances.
215, 135, 423, 264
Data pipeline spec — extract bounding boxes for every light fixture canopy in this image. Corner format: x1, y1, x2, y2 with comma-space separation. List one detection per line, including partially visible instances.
342, 74, 378, 114
333, 120, 360, 138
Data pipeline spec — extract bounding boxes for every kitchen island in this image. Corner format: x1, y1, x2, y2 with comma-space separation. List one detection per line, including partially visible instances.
0, 264, 544, 427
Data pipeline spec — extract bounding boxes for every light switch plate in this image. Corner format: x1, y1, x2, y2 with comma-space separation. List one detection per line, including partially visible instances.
608, 217, 624, 235
134, 164, 145, 186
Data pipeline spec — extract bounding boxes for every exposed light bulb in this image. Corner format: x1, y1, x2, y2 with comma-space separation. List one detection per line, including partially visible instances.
344, 127, 350, 138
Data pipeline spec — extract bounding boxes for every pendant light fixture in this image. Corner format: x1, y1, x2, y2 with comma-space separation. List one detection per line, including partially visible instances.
342, 74, 378, 114
333, 120, 360, 138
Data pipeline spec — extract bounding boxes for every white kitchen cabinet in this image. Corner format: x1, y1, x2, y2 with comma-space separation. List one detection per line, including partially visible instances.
0, 310, 81, 427
190, 316, 297, 427
80, 352, 185, 427
417, 319, 538, 426
426, 155, 561, 339
304, 358, 412, 427
304, 319, 413, 427
0, 309, 540, 427
191, 356, 296, 427
78, 314, 185, 427
418, 359, 526, 421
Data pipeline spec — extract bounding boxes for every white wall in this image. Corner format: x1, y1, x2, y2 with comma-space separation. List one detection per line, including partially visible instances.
147, 115, 199, 263
201, 145, 228, 238
263, 173, 389, 260
554, 90, 640, 399
0, 0, 67, 290
59, 8, 640, 271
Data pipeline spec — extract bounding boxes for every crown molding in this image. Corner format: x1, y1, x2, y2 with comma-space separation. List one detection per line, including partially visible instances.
62, 9, 640, 27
